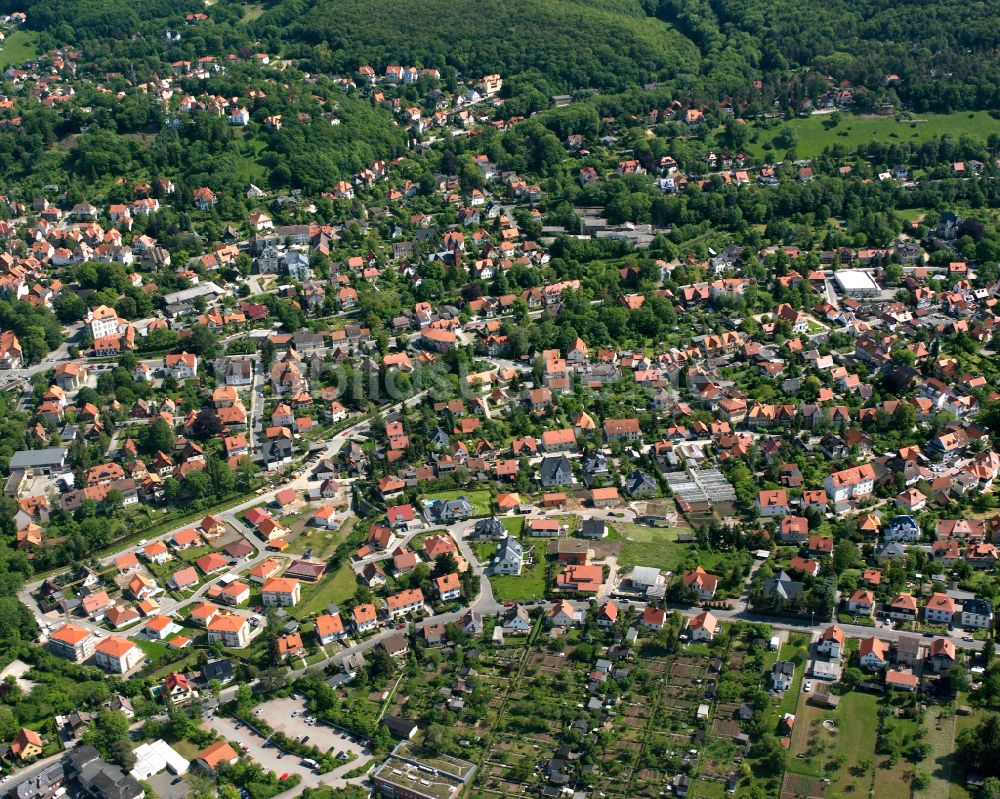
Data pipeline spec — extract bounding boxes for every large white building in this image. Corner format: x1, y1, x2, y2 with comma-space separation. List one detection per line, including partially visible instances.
261, 577, 301, 607
824, 463, 876, 505
94, 636, 143, 674
86, 304, 122, 340
206, 613, 250, 648
961, 598, 993, 629
834, 270, 880, 298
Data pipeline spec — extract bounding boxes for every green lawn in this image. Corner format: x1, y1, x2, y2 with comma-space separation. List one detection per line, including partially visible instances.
690, 779, 726, 798
0, 30, 38, 68
922, 702, 978, 799
501, 517, 523, 536
472, 541, 497, 564
746, 111, 1000, 160
832, 693, 881, 796
294, 561, 358, 618
490, 540, 547, 602
617, 521, 736, 578
616, 522, 693, 571
241, 2, 265, 21
285, 520, 350, 558
421, 488, 493, 518
875, 715, 921, 799
304, 650, 327, 666
178, 544, 216, 563
777, 637, 809, 715
786, 691, 880, 798
135, 638, 174, 664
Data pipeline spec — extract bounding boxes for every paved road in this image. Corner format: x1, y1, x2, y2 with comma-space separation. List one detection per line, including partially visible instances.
19, 360, 998, 686
20, 392, 431, 640
0, 750, 66, 791
286, 520, 501, 680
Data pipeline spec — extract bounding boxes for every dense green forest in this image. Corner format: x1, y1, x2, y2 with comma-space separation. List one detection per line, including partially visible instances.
264, 0, 700, 93
701, 0, 1000, 110
245, 0, 1000, 107
11, 0, 1000, 109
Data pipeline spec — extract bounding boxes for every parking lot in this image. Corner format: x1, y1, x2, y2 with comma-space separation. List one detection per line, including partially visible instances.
255, 696, 371, 764
201, 714, 324, 794
201, 700, 371, 796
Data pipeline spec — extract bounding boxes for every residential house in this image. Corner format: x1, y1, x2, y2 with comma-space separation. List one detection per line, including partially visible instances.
261, 577, 301, 607
206, 613, 250, 648
757, 489, 789, 517
94, 636, 143, 673
682, 566, 718, 600
546, 600, 576, 627
888, 593, 918, 623
924, 592, 957, 625
859, 637, 888, 670
961, 598, 992, 630
491, 538, 523, 575
688, 610, 717, 642
771, 661, 794, 692
928, 638, 956, 673
824, 463, 876, 506
48, 623, 95, 662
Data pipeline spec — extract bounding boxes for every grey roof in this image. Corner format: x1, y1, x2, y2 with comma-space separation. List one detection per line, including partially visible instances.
504, 604, 531, 626
9, 447, 67, 469
162, 281, 224, 306
630, 566, 662, 586
626, 469, 657, 496
495, 537, 523, 566
878, 542, 907, 558
264, 438, 293, 462
439, 497, 473, 515
474, 516, 506, 537
66, 744, 101, 774
540, 455, 572, 483
12, 762, 66, 799
764, 572, 804, 600
80, 762, 144, 799
203, 658, 234, 683
383, 715, 418, 739
963, 598, 992, 616
772, 660, 794, 678
382, 633, 409, 656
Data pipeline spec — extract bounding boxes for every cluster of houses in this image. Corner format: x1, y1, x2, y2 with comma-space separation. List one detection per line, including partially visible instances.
770, 621, 971, 695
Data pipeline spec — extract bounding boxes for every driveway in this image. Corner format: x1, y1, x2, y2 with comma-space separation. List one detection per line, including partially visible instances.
147, 770, 191, 799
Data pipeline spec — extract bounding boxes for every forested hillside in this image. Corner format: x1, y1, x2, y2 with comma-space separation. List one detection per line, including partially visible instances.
253, 0, 1000, 108
253, 0, 701, 93
11, 0, 1000, 109
702, 0, 1000, 110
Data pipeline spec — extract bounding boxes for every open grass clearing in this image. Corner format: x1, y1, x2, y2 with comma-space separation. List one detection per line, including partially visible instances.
745, 111, 1000, 160
241, 2, 265, 21
0, 30, 38, 68
786, 691, 880, 799
919, 703, 973, 799
294, 561, 358, 618
490, 540, 546, 602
